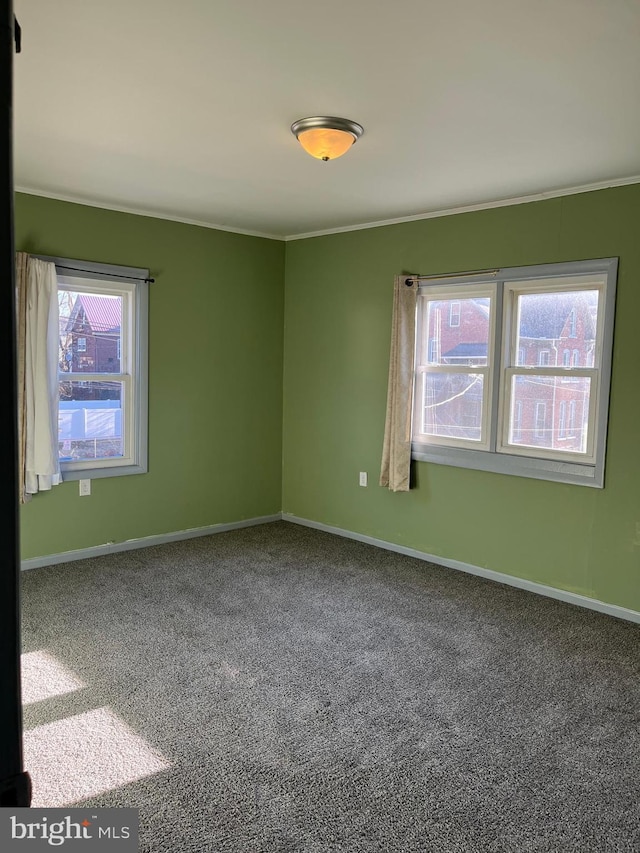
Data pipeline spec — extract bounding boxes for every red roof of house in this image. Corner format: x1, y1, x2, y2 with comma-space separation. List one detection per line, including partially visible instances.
73, 295, 121, 333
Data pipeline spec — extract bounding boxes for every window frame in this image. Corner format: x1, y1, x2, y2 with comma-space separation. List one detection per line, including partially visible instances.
411, 258, 617, 488
38, 255, 149, 481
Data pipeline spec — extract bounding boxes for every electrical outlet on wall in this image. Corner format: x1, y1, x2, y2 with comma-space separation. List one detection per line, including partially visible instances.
79, 479, 91, 497
359, 472, 368, 487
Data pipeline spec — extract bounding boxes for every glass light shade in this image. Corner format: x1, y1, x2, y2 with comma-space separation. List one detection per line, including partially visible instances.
297, 128, 356, 161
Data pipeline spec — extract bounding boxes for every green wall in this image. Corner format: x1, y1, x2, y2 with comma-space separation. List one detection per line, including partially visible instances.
16, 193, 285, 559
17, 186, 640, 614
282, 185, 640, 612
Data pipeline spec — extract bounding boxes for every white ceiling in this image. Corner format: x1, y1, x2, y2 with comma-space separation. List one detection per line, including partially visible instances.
13, 0, 640, 239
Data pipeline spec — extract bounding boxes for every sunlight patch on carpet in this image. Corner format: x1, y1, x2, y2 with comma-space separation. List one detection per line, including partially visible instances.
21, 650, 85, 706
25, 707, 171, 807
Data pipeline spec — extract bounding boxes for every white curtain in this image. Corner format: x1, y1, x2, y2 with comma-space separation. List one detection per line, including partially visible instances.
23, 257, 62, 496
379, 275, 418, 492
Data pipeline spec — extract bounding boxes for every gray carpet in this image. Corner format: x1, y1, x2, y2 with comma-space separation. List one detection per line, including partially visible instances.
21, 521, 640, 852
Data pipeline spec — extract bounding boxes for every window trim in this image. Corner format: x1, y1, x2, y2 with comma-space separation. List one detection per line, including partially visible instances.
411, 258, 618, 488
37, 255, 149, 481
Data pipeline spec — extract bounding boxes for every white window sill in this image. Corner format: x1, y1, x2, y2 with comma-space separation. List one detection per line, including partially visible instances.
411, 443, 603, 488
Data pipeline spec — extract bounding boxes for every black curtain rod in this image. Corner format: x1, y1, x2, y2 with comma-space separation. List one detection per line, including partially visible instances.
55, 264, 155, 284
404, 268, 499, 286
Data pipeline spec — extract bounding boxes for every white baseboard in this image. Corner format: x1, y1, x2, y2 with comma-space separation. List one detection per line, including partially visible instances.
21, 513, 283, 571
283, 514, 640, 625
22, 510, 639, 624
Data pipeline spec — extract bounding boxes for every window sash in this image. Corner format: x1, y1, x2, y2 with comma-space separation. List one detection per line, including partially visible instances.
498, 367, 597, 462
414, 283, 496, 451
57, 373, 133, 466
499, 276, 603, 465
414, 366, 491, 450
503, 279, 604, 370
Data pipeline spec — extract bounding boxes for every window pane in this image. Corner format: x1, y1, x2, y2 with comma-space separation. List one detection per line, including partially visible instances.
58, 380, 124, 461
59, 291, 123, 374
508, 375, 591, 453
515, 290, 598, 366
420, 373, 484, 441
424, 297, 490, 366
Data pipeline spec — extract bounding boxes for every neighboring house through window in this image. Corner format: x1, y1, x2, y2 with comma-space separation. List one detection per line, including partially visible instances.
558, 401, 567, 439
512, 400, 523, 441
534, 402, 547, 439
568, 400, 577, 438
569, 308, 577, 337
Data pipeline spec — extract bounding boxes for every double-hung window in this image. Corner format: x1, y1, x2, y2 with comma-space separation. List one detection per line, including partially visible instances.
412, 258, 617, 487
40, 256, 149, 480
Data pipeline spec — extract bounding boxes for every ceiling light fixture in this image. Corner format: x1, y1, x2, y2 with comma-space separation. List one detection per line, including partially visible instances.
291, 116, 364, 162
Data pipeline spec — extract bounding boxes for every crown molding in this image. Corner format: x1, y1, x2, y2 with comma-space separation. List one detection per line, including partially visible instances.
284, 175, 640, 241
14, 186, 286, 242
16, 174, 640, 243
